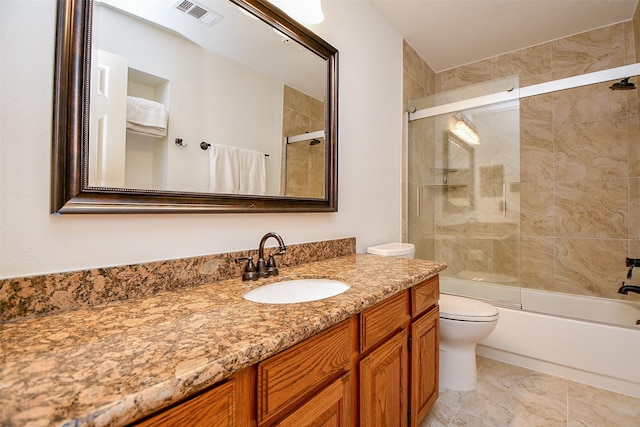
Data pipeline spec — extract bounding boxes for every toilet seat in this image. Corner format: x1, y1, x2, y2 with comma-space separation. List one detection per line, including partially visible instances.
439, 294, 499, 322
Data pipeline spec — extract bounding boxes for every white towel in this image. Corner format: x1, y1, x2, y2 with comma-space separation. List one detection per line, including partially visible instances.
126, 96, 168, 137
238, 148, 266, 195
209, 144, 240, 194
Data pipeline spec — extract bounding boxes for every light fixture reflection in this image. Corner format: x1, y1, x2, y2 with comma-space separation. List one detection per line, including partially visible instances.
451, 113, 479, 145
268, 0, 324, 24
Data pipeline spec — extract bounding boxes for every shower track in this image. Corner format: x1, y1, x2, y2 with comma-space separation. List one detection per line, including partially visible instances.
408, 63, 640, 121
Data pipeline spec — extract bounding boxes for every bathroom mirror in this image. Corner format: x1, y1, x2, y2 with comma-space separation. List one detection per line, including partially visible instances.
52, 0, 338, 213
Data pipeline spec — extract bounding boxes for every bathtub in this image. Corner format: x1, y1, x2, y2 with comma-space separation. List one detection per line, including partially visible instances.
440, 277, 640, 398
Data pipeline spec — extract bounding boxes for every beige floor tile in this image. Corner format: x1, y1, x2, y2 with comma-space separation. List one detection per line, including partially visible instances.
423, 357, 640, 427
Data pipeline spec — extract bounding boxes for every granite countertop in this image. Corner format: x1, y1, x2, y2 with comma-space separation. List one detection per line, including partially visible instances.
0, 254, 446, 427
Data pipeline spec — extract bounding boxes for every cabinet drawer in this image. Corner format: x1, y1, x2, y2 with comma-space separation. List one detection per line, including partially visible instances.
257, 320, 351, 425
411, 275, 439, 318
134, 367, 255, 427
360, 291, 408, 353
135, 379, 236, 427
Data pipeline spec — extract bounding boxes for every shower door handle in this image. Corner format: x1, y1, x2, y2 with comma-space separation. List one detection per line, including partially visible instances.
503, 183, 507, 218
416, 186, 421, 217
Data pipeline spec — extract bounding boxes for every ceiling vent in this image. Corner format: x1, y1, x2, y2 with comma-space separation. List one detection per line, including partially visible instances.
172, 0, 223, 26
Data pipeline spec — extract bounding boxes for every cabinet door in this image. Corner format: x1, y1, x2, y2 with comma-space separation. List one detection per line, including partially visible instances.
257, 320, 351, 425
359, 329, 408, 427
277, 373, 351, 427
410, 307, 439, 426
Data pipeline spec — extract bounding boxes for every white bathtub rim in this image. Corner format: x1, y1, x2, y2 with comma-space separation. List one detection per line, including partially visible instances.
440, 276, 640, 328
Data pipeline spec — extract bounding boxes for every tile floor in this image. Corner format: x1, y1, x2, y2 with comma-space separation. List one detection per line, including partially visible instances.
421, 357, 640, 427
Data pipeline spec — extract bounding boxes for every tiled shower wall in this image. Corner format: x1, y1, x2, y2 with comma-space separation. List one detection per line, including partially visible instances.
403, 41, 436, 255
404, 21, 639, 301
282, 85, 326, 198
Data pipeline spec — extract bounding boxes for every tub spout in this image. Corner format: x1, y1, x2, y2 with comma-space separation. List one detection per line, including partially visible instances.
618, 284, 640, 295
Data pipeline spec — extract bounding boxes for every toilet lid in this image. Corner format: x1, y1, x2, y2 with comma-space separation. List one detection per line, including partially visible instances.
439, 294, 499, 322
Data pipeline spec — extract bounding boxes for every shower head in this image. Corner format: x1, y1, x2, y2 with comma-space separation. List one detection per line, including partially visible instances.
609, 77, 636, 90
310, 138, 321, 146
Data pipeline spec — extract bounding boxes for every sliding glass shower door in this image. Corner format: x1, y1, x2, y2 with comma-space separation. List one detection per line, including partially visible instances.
407, 77, 522, 306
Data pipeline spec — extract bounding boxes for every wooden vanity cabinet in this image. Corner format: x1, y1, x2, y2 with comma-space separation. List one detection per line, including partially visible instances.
409, 276, 440, 426
358, 291, 410, 426
358, 276, 439, 427
132, 275, 439, 427
133, 366, 255, 427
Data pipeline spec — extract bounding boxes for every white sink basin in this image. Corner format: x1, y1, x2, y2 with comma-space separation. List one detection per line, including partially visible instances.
243, 279, 350, 304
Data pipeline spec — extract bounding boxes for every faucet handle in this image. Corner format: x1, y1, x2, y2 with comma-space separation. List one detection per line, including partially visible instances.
236, 257, 258, 281
266, 254, 279, 276
626, 258, 640, 280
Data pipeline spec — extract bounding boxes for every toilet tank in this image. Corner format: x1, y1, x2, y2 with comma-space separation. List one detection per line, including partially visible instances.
366, 243, 415, 259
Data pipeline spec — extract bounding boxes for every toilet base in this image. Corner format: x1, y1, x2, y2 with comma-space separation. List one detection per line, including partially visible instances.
439, 343, 479, 391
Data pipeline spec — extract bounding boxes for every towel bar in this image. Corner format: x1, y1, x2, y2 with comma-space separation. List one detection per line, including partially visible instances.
200, 141, 269, 156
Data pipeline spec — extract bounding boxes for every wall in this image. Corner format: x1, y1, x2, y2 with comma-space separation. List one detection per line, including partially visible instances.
406, 22, 640, 301
0, 0, 403, 279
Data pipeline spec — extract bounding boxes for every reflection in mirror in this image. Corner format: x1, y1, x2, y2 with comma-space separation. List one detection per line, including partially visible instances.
444, 132, 474, 209
52, 0, 338, 213
90, 0, 326, 197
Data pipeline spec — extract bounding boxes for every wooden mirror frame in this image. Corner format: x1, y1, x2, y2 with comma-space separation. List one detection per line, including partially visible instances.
51, 0, 338, 214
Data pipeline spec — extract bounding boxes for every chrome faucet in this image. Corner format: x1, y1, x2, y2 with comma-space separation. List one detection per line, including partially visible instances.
257, 232, 286, 278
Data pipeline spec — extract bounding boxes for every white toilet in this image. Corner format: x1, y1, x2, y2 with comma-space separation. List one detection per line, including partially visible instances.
438, 294, 499, 391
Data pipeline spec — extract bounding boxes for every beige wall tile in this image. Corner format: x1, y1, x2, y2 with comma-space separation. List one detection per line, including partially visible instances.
551, 56, 625, 80
554, 118, 629, 181
282, 86, 325, 198
634, 8, 640, 61
520, 72, 553, 87
309, 97, 324, 122
439, 59, 492, 92
493, 235, 519, 280
555, 178, 628, 239
491, 43, 552, 80
520, 125, 553, 182
630, 177, 640, 239
629, 114, 640, 177
520, 237, 554, 289
403, 40, 426, 85
555, 237, 628, 298
520, 93, 553, 129
403, 71, 428, 109
283, 84, 311, 111
521, 181, 554, 237
552, 23, 626, 71
552, 82, 627, 126
282, 107, 308, 136
624, 20, 635, 58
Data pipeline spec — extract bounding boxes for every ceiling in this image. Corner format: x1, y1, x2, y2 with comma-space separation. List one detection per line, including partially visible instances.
366, 0, 638, 72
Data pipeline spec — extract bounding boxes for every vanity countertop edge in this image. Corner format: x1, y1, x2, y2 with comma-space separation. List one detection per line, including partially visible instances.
0, 254, 446, 427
